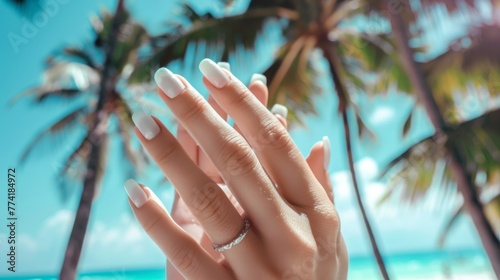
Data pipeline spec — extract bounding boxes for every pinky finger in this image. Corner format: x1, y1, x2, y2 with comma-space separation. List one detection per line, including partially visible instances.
124, 179, 233, 280
270, 104, 335, 202
271, 104, 288, 130
305, 138, 334, 203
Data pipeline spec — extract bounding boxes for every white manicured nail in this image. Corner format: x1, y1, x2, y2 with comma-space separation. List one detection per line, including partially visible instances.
218, 62, 231, 72
323, 136, 331, 170
154, 68, 185, 98
124, 179, 148, 208
199, 58, 230, 89
250, 73, 267, 85
132, 111, 160, 140
271, 104, 288, 119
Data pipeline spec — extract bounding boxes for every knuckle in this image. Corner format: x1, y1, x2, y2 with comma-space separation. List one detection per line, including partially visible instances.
142, 215, 162, 234
169, 244, 199, 276
228, 83, 252, 107
299, 240, 317, 260
322, 208, 341, 233
190, 183, 227, 227
329, 209, 341, 230
154, 141, 179, 167
254, 120, 292, 151
191, 182, 219, 213
177, 94, 208, 122
218, 136, 256, 177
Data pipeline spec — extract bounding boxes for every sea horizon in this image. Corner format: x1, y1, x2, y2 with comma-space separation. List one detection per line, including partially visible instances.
3, 248, 494, 280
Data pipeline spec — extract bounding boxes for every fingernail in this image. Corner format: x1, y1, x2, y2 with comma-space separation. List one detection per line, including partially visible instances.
124, 179, 148, 208
250, 73, 267, 85
271, 104, 288, 119
154, 68, 186, 98
132, 111, 160, 140
199, 58, 230, 89
217, 62, 231, 72
323, 136, 331, 170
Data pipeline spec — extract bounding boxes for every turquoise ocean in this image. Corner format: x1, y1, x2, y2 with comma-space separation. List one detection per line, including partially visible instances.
6, 249, 495, 280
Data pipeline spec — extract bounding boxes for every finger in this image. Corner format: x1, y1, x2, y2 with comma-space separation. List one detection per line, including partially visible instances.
197, 63, 230, 183
306, 137, 334, 203
271, 104, 288, 130
249, 75, 269, 106
124, 180, 232, 280
275, 114, 287, 129
234, 74, 268, 136
131, 111, 244, 246
132, 111, 265, 274
153, 68, 287, 231
198, 93, 226, 182
199, 59, 326, 207
171, 192, 204, 237
177, 123, 198, 162
169, 192, 223, 280
271, 106, 333, 203
208, 62, 230, 120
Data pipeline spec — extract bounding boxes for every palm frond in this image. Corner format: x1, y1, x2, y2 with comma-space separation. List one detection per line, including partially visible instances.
20, 106, 87, 162
247, 0, 297, 10
130, 5, 298, 83
420, 0, 480, 13
439, 187, 500, 247
438, 202, 464, 247
115, 97, 149, 174
59, 48, 98, 69
325, 0, 363, 29
422, 25, 500, 115
402, 110, 414, 138
380, 108, 500, 205
10, 88, 83, 104
113, 19, 150, 73
55, 133, 91, 201
263, 40, 321, 125
58, 133, 92, 177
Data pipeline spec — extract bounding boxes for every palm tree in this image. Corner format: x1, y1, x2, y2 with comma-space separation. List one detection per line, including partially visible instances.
11, 1, 154, 278
375, 1, 500, 276
132, 0, 395, 278
380, 107, 500, 271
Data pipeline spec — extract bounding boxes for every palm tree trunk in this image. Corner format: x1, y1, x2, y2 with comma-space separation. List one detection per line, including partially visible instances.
321, 43, 391, 280
388, 10, 500, 278
59, 0, 125, 279
59, 139, 102, 280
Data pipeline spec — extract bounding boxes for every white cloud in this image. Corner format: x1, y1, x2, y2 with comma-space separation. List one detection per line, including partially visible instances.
331, 157, 383, 208
19, 234, 38, 252
41, 209, 73, 234
80, 216, 163, 271
370, 107, 395, 124
5, 209, 164, 275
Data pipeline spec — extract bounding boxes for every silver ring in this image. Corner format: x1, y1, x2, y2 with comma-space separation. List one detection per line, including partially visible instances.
212, 219, 251, 252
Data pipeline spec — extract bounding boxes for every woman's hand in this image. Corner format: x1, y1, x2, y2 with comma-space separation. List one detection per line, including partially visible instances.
125, 58, 348, 279
168, 64, 336, 279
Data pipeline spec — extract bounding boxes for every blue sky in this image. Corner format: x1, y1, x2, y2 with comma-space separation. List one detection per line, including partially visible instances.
0, 0, 489, 276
